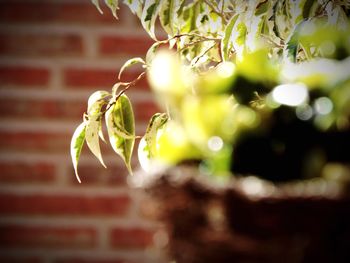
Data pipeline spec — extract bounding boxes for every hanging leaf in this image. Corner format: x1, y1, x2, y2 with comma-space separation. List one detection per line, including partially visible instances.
221, 14, 239, 61
105, 0, 119, 18
159, 0, 182, 36
141, 0, 163, 40
246, 5, 269, 52
118, 57, 145, 80
105, 95, 135, 174
87, 90, 110, 114
179, 1, 199, 33
70, 122, 86, 183
98, 118, 106, 143
86, 118, 107, 168
123, 0, 143, 18
144, 113, 168, 158
284, 19, 307, 62
87, 90, 110, 145
138, 113, 168, 172
230, 18, 247, 58
145, 41, 163, 65
92, 0, 103, 14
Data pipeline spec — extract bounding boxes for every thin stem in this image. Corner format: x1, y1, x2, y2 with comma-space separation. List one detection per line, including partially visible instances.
96, 71, 146, 117
203, 0, 227, 23
192, 42, 217, 66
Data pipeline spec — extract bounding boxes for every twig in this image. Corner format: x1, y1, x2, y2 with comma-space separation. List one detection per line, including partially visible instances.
191, 42, 218, 67
96, 72, 146, 117
203, 0, 227, 23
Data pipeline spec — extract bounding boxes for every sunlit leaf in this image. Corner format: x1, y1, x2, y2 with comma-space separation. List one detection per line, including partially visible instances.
87, 90, 110, 114
70, 122, 86, 183
123, 0, 143, 18
105, 0, 119, 18
159, 0, 178, 35
92, 0, 103, 14
86, 118, 106, 168
98, 119, 106, 143
118, 57, 145, 80
141, 0, 163, 40
105, 95, 135, 174
145, 41, 162, 65
221, 14, 239, 61
284, 19, 307, 62
179, 1, 199, 33
144, 113, 168, 158
138, 113, 168, 172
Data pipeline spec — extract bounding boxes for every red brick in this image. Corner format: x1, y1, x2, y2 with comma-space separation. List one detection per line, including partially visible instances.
134, 101, 161, 121
99, 35, 153, 56
64, 68, 149, 90
0, 33, 83, 57
64, 68, 118, 88
0, 193, 130, 216
55, 258, 134, 263
110, 228, 154, 248
0, 131, 70, 153
0, 96, 160, 123
0, 256, 42, 263
0, 98, 86, 121
0, 224, 96, 249
0, 66, 50, 86
0, 1, 129, 25
69, 164, 127, 186
0, 161, 55, 184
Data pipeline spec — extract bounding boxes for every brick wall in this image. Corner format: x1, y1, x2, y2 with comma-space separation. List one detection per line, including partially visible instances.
0, 0, 165, 262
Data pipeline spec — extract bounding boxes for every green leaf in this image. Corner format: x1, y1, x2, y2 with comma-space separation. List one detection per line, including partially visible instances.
92, 0, 103, 14
221, 14, 239, 61
141, 0, 163, 40
144, 113, 168, 158
138, 113, 168, 172
118, 57, 145, 80
70, 122, 86, 183
98, 118, 106, 143
284, 19, 306, 62
145, 41, 162, 65
104, 0, 119, 18
105, 95, 135, 174
87, 90, 110, 114
87, 91, 110, 144
86, 118, 107, 168
255, 0, 269, 16
159, 0, 182, 36
179, 1, 199, 33
123, 0, 143, 18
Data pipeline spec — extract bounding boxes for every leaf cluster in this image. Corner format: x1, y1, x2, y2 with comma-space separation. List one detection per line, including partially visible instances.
72, 0, 350, 182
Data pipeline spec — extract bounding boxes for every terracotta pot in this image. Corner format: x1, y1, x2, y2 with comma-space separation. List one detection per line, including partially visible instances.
132, 165, 350, 263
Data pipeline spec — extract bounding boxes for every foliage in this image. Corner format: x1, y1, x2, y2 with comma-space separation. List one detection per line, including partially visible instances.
72, 0, 350, 182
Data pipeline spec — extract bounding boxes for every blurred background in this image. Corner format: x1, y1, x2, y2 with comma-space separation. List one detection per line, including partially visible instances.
0, 0, 164, 262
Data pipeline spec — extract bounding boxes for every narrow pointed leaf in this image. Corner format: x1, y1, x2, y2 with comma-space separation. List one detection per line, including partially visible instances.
105, 95, 135, 174
105, 0, 119, 18
141, 0, 163, 40
123, 0, 143, 18
98, 119, 106, 143
92, 0, 103, 14
159, 0, 181, 36
70, 122, 86, 183
144, 112, 168, 158
118, 57, 145, 80
221, 14, 239, 61
86, 119, 106, 168
145, 41, 162, 65
87, 90, 110, 114
284, 20, 307, 62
